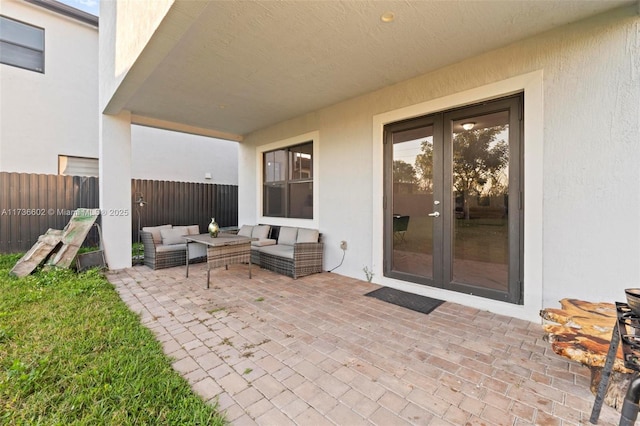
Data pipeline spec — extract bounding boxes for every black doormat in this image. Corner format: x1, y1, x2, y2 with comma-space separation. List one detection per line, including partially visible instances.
364, 287, 444, 315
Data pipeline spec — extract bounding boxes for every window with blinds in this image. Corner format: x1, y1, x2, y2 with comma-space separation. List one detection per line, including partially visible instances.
58, 155, 98, 177
0, 15, 45, 73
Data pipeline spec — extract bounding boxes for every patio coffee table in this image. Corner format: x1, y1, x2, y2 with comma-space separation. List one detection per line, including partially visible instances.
185, 233, 255, 288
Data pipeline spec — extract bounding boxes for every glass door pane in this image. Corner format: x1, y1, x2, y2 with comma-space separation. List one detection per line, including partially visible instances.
450, 112, 510, 291
391, 125, 435, 280
384, 93, 522, 304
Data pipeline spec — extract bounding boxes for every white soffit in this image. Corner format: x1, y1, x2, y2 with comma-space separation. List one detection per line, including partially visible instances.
113, 0, 634, 139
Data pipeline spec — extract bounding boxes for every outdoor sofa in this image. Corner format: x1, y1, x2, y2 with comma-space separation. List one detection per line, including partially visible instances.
140, 224, 206, 270
239, 224, 324, 279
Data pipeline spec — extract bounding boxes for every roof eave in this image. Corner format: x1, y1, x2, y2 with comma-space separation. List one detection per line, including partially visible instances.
23, 0, 98, 27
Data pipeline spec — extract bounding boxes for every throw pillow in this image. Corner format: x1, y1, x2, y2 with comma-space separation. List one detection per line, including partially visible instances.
160, 227, 187, 245
297, 228, 319, 243
186, 225, 200, 235
172, 225, 189, 236
278, 227, 298, 246
142, 224, 172, 244
252, 225, 270, 240
238, 225, 254, 237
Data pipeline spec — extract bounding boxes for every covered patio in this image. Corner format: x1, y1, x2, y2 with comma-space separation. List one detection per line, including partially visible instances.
107, 264, 619, 425
98, 0, 640, 329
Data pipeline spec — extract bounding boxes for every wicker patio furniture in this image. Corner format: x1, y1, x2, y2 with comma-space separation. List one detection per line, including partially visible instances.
140, 225, 206, 270
246, 225, 324, 279
257, 242, 324, 278
185, 233, 254, 288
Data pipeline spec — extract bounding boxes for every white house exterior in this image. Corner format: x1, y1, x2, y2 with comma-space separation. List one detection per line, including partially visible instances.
0, 0, 238, 184
0, 0, 98, 174
97, 1, 639, 323
130, 125, 238, 185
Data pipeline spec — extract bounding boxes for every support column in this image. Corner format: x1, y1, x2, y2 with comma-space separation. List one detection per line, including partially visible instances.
99, 111, 132, 269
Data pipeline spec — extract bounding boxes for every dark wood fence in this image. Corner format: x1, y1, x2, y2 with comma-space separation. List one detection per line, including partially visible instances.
0, 173, 99, 253
0, 172, 238, 253
131, 179, 238, 244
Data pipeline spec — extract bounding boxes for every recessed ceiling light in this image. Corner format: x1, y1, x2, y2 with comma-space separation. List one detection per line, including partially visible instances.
462, 122, 475, 131
380, 12, 395, 23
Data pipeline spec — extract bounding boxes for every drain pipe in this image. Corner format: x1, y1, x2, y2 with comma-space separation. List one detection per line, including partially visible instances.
619, 373, 640, 426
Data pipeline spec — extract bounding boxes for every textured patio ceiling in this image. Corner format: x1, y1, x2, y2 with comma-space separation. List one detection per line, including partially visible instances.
107, 0, 635, 141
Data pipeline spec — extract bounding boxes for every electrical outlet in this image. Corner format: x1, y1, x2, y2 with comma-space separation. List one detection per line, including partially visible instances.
340, 240, 347, 250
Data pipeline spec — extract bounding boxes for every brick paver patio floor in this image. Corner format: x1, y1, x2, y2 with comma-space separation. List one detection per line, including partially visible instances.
106, 263, 620, 425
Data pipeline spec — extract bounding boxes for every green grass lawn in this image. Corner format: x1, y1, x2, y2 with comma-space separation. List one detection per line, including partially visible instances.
0, 253, 226, 425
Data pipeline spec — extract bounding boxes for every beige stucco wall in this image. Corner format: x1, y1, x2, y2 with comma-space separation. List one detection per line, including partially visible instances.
1, 0, 234, 185
131, 125, 238, 185
97, 0, 230, 268
0, 0, 98, 173
99, 0, 174, 112
239, 6, 640, 321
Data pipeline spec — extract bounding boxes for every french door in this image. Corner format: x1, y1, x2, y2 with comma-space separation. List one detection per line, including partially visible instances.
383, 94, 523, 304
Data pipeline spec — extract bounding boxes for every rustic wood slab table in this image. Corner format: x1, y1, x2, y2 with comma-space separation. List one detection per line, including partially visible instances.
185, 233, 255, 288
540, 298, 633, 412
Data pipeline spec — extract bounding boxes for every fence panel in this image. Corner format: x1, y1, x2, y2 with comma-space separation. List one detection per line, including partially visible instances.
0, 173, 99, 252
130, 179, 238, 243
0, 172, 238, 253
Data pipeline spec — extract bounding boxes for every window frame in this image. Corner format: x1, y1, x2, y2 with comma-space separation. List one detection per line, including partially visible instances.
257, 131, 319, 227
262, 141, 314, 219
382, 94, 523, 304
58, 155, 99, 177
0, 15, 45, 73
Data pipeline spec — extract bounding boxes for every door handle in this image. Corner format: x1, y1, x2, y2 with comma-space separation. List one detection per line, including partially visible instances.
428, 212, 440, 217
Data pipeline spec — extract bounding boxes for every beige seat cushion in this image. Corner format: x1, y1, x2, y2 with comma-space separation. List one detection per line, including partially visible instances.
259, 244, 294, 259
156, 243, 186, 252
188, 243, 206, 259
251, 238, 277, 247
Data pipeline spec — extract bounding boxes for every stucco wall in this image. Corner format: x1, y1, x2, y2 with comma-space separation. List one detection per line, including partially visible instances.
98, 0, 173, 112
0, 1, 238, 186
239, 6, 640, 322
131, 125, 238, 185
0, 0, 98, 174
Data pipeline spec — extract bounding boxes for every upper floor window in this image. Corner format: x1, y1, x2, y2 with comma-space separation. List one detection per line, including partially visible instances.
263, 142, 313, 219
0, 16, 44, 73
59, 155, 98, 177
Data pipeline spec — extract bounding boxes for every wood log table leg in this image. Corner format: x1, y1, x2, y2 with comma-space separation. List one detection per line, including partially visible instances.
590, 368, 630, 413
